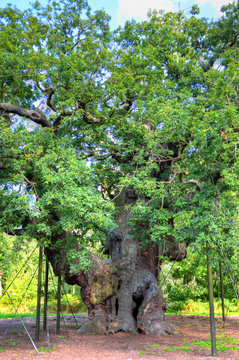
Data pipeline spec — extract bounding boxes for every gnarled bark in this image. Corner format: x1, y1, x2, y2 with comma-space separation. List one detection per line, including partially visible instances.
46, 187, 185, 335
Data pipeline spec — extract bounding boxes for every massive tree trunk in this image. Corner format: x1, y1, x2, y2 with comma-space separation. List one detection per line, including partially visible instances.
104, 188, 174, 335
46, 188, 185, 335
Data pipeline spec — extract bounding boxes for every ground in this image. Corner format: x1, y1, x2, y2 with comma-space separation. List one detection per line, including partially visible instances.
0, 314, 238, 360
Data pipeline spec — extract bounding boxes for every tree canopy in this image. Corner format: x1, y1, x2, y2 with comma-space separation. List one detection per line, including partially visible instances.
0, 0, 239, 270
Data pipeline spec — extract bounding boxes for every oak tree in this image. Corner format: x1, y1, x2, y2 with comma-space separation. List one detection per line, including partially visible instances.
0, 0, 238, 334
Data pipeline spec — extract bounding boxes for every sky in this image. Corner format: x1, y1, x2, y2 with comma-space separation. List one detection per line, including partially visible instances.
0, 0, 235, 28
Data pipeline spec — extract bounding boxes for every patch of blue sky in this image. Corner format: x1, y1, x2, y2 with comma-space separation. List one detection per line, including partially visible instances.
1, 182, 37, 210
1, 0, 233, 28
157, 122, 164, 130
187, 146, 197, 156
11, 114, 38, 132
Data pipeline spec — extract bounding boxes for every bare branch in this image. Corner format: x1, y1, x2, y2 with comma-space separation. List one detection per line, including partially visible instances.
53, 109, 74, 129
0, 102, 52, 128
36, 82, 68, 113
198, 54, 216, 72
224, 32, 239, 48
46, 87, 57, 112
83, 111, 105, 124
78, 102, 105, 124
0, 154, 18, 159
179, 172, 201, 190
163, 171, 177, 185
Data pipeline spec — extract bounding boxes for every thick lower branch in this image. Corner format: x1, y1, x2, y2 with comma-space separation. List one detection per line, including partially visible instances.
0, 102, 52, 128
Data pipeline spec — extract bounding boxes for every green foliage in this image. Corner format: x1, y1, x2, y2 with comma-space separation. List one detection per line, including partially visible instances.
0, 0, 239, 282
139, 350, 147, 356
160, 335, 239, 353
163, 345, 192, 352
0, 236, 86, 315
160, 246, 239, 313
38, 346, 51, 353
60, 293, 86, 313
0, 0, 116, 273
191, 334, 239, 351
0, 235, 39, 300
0, 294, 87, 316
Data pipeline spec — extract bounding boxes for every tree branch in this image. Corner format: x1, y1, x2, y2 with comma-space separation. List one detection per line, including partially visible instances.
198, 33, 239, 72
163, 171, 177, 185
198, 54, 216, 72
46, 87, 57, 112
0, 162, 7, 169
224, 32, 239, 48
78, 101, 105, 124
36, 81, 69, 115
0, 102, 52, 128
83, 111, 105, 124
179, 172, 201, 190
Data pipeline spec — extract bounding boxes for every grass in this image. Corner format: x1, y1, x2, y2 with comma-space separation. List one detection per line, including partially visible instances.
163, 345, 192, 352
139, 350, 147, 356
0, 311, 87, 319
38, 346, 51, 353
191, 334, 239, 352
1, 340, 16, 348
138, 333, 239, 356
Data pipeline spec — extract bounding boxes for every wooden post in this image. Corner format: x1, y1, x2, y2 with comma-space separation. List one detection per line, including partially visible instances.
35, 247, 43, 341
206, 242, 217, 357
56, 275, 61, 335
43, 258, 49, 331
219, 261, 225, 323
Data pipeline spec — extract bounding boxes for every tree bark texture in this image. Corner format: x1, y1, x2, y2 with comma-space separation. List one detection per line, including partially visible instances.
45, 188, 186, 335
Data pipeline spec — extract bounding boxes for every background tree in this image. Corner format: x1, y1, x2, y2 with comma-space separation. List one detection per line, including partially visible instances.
0, 0, 238, 334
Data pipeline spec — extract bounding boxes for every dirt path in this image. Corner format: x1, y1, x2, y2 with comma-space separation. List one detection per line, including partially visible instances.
0, 314, 238, 359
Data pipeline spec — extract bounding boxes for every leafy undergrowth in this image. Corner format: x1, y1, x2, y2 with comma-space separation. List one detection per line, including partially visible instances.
0, 294, 87, 316
137, 334, 239, 356
167, 299, 239, 316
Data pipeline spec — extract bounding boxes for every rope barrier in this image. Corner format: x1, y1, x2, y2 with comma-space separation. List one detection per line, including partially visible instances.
5, 289, 40, 355
42, 256, 51, 351
61, 283, 79, 326
0, 244, 38, 300
220, 250, 239, 301
16, 265, 39, 313
49, 267, 69, 338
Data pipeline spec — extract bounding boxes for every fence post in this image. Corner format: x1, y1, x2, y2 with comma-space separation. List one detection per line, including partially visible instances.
35, 246, 43, 341
43, 257, 49, 331
219, 260, 225, 323
56, 275, 61, 335
206, 242, 217, 357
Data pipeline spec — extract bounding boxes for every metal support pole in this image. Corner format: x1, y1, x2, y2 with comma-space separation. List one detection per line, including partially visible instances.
43, 258, 49, 331
206, 242, 217, 357
35, 246, 43, 341
56, 275, 61, 335
219, 261, 225, 323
